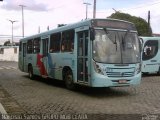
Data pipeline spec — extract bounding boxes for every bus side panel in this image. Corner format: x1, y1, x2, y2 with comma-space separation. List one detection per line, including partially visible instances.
32, 54, 41, 76
47, 53, 75, 80
25, 54, 40, 76
47, 53, 58, 79
47, 53, 62, 79
142, 62, 159, 73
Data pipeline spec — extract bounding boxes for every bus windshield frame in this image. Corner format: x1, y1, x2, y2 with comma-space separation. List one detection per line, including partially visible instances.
92, 28, 141, 64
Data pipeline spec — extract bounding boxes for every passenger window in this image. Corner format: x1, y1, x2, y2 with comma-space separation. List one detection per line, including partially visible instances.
50, 33, 61, 53
27, 40, 33, 54
61, 30, 74, 52
33, 38, 40, 53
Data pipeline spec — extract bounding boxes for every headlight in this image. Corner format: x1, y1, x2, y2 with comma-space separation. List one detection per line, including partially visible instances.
93, 61, 104, 75
135, 63, 141, 74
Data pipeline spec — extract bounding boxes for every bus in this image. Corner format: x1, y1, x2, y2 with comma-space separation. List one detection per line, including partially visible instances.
140, 36, 160, 74
18, 19, 141, 89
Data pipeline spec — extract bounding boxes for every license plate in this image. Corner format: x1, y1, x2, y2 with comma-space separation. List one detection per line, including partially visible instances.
118, 80, 127, 84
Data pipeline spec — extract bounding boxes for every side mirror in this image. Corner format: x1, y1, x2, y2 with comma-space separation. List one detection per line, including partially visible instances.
90, 28, 95, 41
139, 38, 143, 52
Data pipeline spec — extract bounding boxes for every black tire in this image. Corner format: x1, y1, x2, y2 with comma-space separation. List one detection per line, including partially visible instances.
28, 65, 34, 80
64, 70, 75, 90
142, 72, 148, 76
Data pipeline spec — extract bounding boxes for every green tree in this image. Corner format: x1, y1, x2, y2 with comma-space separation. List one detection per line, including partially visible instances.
108, 12, 152, 36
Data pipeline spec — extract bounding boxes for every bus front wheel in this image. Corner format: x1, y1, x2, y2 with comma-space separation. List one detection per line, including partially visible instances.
28, 65, 34, 80
64, 70, 75, 90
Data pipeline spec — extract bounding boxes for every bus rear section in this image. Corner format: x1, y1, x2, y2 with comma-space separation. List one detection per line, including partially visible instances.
140, 37, 160, 74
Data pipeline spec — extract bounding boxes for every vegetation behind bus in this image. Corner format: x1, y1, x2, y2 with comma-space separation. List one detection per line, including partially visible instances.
108, 12, 152, 36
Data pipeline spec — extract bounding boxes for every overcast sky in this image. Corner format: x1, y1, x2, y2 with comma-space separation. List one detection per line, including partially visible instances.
0, 0, 160, 43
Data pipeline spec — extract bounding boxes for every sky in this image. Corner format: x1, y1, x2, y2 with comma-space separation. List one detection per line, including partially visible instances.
0, 0, 160, 43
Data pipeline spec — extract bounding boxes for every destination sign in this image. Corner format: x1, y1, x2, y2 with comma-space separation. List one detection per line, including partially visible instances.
92, 19, 136, 31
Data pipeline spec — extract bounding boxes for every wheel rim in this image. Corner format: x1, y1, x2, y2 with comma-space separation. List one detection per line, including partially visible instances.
65, 71, 74, 89
29, 67, 33, 79
66, 74, 72, 85
29, 70, 32, 78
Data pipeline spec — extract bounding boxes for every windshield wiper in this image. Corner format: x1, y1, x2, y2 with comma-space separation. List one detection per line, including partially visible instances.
122, 30, 130, 50
103, 28, 117, 51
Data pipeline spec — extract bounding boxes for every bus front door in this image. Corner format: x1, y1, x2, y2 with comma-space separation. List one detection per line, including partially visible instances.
41, 38, 49, 77
77, 31, 90, 84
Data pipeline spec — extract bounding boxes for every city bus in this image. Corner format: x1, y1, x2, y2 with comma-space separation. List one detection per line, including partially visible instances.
140, 36, 160, 74
18, 19, 141, 89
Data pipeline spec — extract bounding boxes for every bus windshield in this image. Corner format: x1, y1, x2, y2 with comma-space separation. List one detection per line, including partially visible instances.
93, 29, 141, 64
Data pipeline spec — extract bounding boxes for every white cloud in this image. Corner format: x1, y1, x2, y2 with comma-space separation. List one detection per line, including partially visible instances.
0, 0, 86, 38
0, 0, 160, 44
1, 0, 49, 11
130, 7, 160, 33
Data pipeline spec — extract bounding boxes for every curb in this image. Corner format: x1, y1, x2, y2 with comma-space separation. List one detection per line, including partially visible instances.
0, 103, 11, 120
0, 103, 7, 114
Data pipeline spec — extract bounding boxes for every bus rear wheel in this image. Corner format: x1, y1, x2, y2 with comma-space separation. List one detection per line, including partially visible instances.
64, 70, 75, 90
28, 65, 34, 80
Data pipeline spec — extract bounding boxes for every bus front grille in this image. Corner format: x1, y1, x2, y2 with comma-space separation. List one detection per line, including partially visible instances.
106, 72, 134, 77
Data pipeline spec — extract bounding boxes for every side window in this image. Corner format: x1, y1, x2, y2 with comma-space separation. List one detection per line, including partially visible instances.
33, 38, 40, 53
61, 30, 74, 52
142, 40, 158, 61
27, 39, 33, 54
50, 33, 61, 53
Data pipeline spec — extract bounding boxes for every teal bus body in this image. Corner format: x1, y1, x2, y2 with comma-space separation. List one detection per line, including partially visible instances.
140, 36, 160, 74
18, 19, 141, 89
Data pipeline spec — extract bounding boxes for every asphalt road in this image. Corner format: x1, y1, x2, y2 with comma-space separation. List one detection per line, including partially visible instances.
0, 61, 160, 120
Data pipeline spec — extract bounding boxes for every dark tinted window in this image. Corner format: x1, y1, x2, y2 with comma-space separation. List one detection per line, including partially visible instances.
50, 33, 61, 52
61, 30, 74, 52
27, 40, 33, 54
142, 40, 158, 61
33, 37, 40, 53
